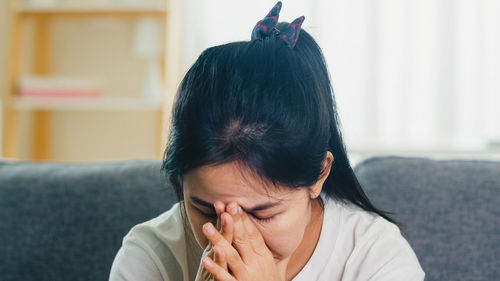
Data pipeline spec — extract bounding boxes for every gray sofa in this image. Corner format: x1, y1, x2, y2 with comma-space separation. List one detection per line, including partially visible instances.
0, 156, 498, 281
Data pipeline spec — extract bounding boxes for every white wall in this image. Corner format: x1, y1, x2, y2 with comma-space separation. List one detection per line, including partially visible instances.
180, 0, 500, 161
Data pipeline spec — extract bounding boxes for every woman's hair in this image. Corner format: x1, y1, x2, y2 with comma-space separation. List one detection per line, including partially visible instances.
161, 22, 398, 226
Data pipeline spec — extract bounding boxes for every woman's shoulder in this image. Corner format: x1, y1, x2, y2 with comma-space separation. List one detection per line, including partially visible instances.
332, 199, 401, 238
125, 202, 185, 244
110, 202, 202, 281
123, 201, 203, 261
323, 197, 425, 280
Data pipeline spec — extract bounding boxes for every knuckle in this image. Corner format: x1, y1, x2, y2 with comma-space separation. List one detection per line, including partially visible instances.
227, 249, 241, 262
253, 246, 269, 257
252, 250, 267, 258
212, 267, 224, 279
214, 246, 224, 259
247, 232, 260, 240
210, 234, 222, 245
232, 237, 247, 246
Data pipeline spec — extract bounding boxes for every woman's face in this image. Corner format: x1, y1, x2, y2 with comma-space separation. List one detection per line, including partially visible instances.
182, 155, 332, 262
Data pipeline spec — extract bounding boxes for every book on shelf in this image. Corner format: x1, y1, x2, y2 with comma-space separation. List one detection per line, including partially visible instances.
17, 75, 102, 99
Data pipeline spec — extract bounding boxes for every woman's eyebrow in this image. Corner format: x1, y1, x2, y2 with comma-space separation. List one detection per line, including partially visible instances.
189, 196, 281, 212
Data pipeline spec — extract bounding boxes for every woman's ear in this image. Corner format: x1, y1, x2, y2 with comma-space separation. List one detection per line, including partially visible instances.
309, 151, 334, 199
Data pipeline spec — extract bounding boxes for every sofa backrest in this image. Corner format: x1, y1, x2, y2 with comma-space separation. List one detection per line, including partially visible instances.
355, 156, 500, 281
0, 159, 177, 281
1, 156, 499, 281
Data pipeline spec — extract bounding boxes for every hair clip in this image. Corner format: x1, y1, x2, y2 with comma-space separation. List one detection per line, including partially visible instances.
280, 16, 305, 49
250, 1, 305, 49
251, 1, 282, 40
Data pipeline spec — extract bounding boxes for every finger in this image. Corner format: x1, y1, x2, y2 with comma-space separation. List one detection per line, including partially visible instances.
214, 201, 225, 233
202, 256, 235, 281
239, 210, 270, 257
221, 212, 234, 244
202, 222, 247, 277
214, 199, 233, 244
213, 244, 227, 271
227, 203, 253, 263
214, 201, 226, 216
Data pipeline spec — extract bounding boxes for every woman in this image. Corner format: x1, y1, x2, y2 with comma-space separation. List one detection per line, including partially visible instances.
109, 2, 425, 280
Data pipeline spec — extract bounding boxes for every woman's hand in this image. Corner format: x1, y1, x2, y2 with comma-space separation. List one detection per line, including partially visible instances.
201, 202, 290, 281
212, 201, 234, 272
195, 201, 235, 281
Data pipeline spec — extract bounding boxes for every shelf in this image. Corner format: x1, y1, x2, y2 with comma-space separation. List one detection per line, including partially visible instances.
2, 0, 181, 161
13, 97, 163, 111
12, 2, 167, 16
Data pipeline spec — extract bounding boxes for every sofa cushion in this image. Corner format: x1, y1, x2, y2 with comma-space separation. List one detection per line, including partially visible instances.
354, 156, 500, 281
0, 159, 174, 281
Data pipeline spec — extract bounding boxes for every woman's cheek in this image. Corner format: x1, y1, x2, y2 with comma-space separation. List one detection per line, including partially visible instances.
185, 204, 211, 248
257, 216, 308, 260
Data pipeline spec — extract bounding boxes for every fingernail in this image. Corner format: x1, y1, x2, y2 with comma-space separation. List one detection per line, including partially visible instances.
238, 206, 243, 214
230, 205, 237, 215
203, 257, 213, 268
204, 223, 215, 235
214, 201, 222, 215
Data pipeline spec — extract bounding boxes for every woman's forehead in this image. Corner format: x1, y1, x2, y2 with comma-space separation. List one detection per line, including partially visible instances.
184, 162, 273, 193
183, 162, 304, 207
184, 172, 283, 205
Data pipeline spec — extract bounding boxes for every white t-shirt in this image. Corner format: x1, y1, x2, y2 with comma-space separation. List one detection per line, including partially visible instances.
109, 192, 425, 281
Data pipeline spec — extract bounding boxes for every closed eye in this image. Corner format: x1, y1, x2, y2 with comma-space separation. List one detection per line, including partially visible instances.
249, 213, 274, 223
201, 211, 217, 219
197, 207, 273, 223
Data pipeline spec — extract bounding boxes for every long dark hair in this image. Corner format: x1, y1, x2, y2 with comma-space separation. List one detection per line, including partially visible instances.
161, 22, 398, 227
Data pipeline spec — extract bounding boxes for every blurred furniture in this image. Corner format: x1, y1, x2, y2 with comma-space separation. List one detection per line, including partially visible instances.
355, 156, 500, 281
0, 159, 176, 281
1, 0, 182, 161
0, 156, 499, 280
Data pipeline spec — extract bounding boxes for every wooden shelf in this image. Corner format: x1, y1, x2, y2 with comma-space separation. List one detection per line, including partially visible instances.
12, 2, 167, 16
2, 0, 181, 161
13, 96, 163, 111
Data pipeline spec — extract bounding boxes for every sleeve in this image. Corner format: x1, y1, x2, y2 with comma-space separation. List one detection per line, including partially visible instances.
109, 239, 166, 281
343, 224, 426, 281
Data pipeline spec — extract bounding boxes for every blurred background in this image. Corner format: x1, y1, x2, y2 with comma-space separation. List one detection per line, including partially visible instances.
1, 0, 499, 164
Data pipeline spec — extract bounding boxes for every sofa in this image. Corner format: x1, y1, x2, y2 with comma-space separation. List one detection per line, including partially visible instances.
0, 156, 498, 281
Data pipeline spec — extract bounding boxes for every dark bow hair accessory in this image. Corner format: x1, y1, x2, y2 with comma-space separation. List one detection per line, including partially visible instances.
251, 1, 282, 40
250, 1, 305, 49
